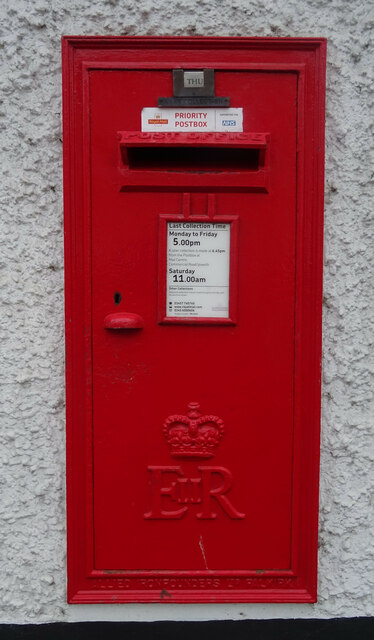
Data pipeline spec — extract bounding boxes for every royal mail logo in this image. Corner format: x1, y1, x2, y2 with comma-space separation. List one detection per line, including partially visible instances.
145, 402, 245, 520
148, 117, 168, 125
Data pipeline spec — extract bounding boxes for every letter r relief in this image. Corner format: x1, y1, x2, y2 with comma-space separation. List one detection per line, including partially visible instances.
197, 466, 245, 519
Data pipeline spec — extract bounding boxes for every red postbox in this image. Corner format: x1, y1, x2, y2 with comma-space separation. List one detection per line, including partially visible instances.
62, 37, 326, 603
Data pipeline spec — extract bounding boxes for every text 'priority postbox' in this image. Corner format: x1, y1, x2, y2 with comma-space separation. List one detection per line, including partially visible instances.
62, 37, 326, 604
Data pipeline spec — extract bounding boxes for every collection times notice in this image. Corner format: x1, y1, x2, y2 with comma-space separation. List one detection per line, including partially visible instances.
166, 222, 230, 318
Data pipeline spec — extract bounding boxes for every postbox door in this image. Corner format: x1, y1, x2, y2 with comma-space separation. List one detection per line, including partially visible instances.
90, 69, 297, 572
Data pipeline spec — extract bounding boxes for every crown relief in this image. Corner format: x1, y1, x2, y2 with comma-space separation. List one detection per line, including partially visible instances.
163, 402, 224, 459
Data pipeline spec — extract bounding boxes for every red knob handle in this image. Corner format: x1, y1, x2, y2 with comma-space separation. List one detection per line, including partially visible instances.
104, 312, 144, 330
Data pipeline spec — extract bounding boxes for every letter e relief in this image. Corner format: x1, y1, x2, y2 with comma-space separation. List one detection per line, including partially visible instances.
144, 466, 188, 519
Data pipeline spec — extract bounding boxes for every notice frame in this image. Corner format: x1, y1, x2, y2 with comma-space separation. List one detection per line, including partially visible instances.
158, 214, 238, 325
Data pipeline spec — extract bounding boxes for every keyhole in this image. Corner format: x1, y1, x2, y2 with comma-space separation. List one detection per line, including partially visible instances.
114, 292, 122, 305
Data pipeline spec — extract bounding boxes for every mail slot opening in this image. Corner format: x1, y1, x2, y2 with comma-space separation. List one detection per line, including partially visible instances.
125, 146, 261, 172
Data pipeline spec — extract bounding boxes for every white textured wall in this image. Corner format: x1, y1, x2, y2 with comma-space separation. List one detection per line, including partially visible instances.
0, 0, 373, 624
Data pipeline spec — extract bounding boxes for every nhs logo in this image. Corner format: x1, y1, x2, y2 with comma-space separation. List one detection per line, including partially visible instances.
216, 109, 243, 132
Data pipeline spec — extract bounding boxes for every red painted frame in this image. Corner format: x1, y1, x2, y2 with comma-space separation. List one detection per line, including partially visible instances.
62, 36, 326, 604
158, 213, 239, 325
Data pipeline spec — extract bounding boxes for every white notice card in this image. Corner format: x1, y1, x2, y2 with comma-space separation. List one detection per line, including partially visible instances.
167, 222, 230, 318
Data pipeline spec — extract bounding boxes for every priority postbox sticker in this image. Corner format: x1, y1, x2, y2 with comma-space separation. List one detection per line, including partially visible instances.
141, 108, 243, 132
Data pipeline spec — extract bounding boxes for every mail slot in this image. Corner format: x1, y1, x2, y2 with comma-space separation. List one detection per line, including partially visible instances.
117, 132, 269, 190
119, 132, 266, 169
62, 36, 326, 604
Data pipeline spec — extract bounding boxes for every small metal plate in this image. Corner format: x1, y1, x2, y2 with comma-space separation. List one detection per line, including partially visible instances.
158, 96, 230, 107
184, 71, 205, 88
173, 69, 215, 97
